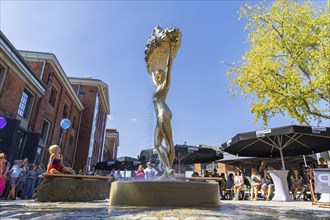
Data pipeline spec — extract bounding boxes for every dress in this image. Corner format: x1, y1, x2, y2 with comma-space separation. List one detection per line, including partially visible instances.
135, 170, 145, 180
49, 155, 63, 172
0, 161, 5, 195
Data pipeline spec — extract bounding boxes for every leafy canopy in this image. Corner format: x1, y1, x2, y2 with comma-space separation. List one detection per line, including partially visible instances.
226, 0, 330, 126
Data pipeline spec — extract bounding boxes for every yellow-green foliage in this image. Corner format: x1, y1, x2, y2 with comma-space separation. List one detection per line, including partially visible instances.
227, 0, 330, 126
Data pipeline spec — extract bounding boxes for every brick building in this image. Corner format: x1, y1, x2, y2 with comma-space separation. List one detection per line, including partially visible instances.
104, 128, 119, 160
19, 51, 84, 166
0, 31, 114, 170
69, 77, 110, 171
0, 31, 46, 163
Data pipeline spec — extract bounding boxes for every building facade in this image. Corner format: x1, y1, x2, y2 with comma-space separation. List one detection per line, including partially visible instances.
0, 31, 114, 170
0, 31, 46, 163
19, 51, 84, 166
104, 128, 119, 160
69, 77, 110, 171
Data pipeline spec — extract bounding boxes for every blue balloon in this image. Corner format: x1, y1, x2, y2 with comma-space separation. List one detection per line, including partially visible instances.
0, 117, 6, 129
60, 118, 71, 130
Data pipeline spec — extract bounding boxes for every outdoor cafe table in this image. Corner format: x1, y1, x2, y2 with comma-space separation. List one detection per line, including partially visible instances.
268, 170, 292, 202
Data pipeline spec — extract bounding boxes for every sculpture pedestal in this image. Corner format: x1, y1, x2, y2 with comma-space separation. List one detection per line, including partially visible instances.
268, 170, 292, 202
109, 181, 220, 207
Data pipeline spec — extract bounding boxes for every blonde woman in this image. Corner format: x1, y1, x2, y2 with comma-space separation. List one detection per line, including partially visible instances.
290, 169, 306, 200
47, 145, 74, 174
250, 168, 261, 201
135, 165, 145, 180
0, 153, 5, 196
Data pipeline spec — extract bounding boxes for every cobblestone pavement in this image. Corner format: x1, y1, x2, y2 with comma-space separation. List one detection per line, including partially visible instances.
0, 199, 329, 219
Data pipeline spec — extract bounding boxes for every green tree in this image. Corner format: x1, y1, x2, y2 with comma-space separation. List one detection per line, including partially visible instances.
226, 0, 330, 126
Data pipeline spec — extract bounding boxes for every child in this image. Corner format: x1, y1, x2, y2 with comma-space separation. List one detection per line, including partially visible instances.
47, 145, 74, 174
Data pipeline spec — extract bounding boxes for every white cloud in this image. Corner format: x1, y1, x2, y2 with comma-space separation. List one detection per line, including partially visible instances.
130, 118, 137, 122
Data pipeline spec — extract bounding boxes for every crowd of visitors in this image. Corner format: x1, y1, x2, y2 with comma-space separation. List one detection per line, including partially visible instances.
0, 147, 328, 202
0, 153, 46, 200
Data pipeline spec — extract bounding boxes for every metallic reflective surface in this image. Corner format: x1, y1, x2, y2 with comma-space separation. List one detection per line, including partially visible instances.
145, 26, 182, 179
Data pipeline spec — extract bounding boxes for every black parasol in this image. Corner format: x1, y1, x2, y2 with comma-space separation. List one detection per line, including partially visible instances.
221, 125, 330, 169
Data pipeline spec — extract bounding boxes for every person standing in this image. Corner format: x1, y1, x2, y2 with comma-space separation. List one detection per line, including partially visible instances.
0, 153, 7, 197
7, 160, 23, 200
144, 162, 158, 180
135, 165, 145, 180
22, 164, 37, 199
318, 158, 328, 168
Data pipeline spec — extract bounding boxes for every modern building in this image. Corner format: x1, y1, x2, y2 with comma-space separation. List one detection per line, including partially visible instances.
69, 77, 110, 171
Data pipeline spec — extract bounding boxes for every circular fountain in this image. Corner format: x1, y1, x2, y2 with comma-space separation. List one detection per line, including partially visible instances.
109, 26, 220, 207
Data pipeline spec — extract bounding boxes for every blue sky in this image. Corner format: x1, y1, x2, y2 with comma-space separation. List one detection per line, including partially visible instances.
1, 1, 328, 159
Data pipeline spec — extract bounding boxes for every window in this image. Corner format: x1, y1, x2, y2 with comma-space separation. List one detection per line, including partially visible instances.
62, 103, 69, 118
79, 90, 86, 96
0, 64, 7, 93
17, 90, 32, 118
49, 87, 57, 107
47, 72, 53, 85
72, 115, 77, 129
36, 146, 43, 156
69, 135, 74, 146
40, 120, 50, 143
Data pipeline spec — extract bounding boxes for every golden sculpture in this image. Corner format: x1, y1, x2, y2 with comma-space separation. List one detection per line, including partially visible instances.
145, 26, 181, 179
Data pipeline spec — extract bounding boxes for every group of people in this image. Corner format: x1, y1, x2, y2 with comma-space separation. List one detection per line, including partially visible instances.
195, 157, 328, 202
0, 144, 77, 200
134, 162, 159, 180
0, 153, 46, 200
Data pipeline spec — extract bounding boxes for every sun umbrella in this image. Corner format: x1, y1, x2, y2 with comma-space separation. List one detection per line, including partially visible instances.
221, 125, 330, 170
117, 156, 141, 170
116, 156, 141, 179
140, 144, 223, 173
95, 159, 120, 171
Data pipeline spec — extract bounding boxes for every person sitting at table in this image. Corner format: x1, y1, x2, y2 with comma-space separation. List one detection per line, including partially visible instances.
290, 168, 306, 200
224, 173, 234, 199
191, 171, 199, 177
233, 169, 244, 200
250, 168, 262, 201
212, 169, 225, 199
318, 157, 328, 168
260, 164, 274, 201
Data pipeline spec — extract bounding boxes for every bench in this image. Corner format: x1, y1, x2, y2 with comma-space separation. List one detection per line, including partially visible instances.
184, 177, 224, 182
42, 173, 110, 180
35, 174, 110, 202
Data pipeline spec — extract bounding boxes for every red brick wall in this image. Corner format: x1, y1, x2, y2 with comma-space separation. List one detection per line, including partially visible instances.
72, 83, 107, 170
73, 85, 96, 170
0, 69, 26, 117
27, 61, 82, 167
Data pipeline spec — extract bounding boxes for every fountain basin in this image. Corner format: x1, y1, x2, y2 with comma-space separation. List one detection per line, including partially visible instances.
109, 180, 220, 207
